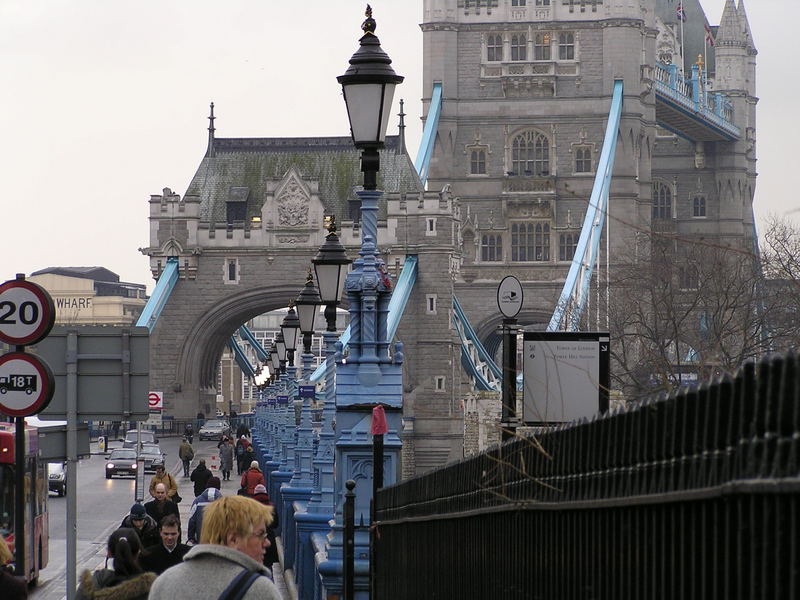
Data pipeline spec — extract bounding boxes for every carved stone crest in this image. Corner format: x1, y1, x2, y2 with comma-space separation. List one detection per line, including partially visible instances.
276, 179, 309, 227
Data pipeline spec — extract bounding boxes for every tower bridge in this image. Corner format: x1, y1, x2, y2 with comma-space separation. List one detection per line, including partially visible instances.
141, 0, 756, 477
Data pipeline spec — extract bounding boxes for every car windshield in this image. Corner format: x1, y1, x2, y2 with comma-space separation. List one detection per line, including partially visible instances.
204, 421, 224, 428
140, 446, 161, 456
125, 431, 155, 441
109, 450, 136, 460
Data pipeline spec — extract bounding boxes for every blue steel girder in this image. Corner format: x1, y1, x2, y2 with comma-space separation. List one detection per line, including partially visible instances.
136, 258, 180, 333
653, 63, 741, 142
227, 337, 256, 379
414, 83, 443, 188
239, 325, 269, 363
549, 80, 624, 332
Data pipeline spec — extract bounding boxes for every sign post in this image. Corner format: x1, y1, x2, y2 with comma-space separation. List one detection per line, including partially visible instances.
497, 276, 523, 441
0, 275, 55, 583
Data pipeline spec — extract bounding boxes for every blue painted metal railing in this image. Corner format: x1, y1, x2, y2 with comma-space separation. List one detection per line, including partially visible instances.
239, 325, 269, 363
227, 336, 256, 379
549, 80, 624, 332
654, 63, 741, 141
308, 255, 419, 383
414, 82, 443, 187
452, 296, 500, 391
135, 257, 180, 333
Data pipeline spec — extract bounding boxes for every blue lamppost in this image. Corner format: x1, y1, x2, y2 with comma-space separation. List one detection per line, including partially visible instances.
318, 7, 405, 599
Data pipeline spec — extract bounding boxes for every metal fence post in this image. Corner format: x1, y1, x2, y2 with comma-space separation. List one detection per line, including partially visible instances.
344, 479, 356, 600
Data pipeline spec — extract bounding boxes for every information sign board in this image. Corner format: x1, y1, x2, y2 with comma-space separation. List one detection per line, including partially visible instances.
277, 395, 290, 405
522, 332, 609, 424
299, 385, 315, 399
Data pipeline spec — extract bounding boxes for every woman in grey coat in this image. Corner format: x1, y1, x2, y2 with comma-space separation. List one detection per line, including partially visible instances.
219, 437, 234, 481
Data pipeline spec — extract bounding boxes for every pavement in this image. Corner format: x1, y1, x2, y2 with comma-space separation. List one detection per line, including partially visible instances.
58, 437, 292, 600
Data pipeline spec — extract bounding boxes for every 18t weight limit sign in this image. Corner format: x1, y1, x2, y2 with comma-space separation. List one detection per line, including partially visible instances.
0, 278, 56, 346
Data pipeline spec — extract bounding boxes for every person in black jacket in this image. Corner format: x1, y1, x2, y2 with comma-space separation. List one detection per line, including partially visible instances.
120, 504, 160, 549
189, 459, 213, 498
144, 484, 180, 527
0, 535, 27, 600
140, 515, 190, 575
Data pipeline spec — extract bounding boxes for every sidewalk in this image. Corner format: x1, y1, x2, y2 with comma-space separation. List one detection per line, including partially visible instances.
179, 444, 292, 600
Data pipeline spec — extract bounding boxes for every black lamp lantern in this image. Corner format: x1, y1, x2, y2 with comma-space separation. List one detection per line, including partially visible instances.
269, 344, 280, 374
275, 331, 287, 374
312, 216, 352, 331
281, 304, 301, 365
295, 268, 322, 353
337, 5, 404, 190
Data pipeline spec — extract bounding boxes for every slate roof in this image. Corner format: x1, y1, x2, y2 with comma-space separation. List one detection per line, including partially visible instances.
31, 266, 120, 283
186, 135, 422, 224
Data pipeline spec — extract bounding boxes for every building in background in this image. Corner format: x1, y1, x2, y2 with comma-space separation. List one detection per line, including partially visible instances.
28, 266, 148, 326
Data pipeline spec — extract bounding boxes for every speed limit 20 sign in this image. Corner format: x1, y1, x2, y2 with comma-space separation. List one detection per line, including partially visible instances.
0, 278, 56, 346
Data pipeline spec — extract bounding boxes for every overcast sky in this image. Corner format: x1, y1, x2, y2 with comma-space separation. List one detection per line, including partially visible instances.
1, 1, 795, 290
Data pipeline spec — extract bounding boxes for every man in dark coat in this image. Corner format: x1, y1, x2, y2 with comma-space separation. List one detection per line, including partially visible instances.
144, 483, 180, 527
189, 459, 213, 498
120, 503, 160, 548
140, 515, 190, 575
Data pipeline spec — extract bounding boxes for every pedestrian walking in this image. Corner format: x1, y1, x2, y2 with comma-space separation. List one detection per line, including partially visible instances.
0, 535, 27, 599
190, 459, 213, 498
250, 484, 279, 569
236, 421, 251, 439
144, 483, 180, 527
240, 460, 265, 496
235, 436, 250, 475
120, 504, 160, 549
187, 477, 223, 544
75, 528, 156, 600
148, 465, 179, 503
140, 515, 190, 575
183, 423, 194, 444
148, 496, 281, 600
219, 437, 234, 481
178, 437, 194, 477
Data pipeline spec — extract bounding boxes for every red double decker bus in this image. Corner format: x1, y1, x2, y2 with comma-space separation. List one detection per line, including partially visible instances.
0, 421, 48, 583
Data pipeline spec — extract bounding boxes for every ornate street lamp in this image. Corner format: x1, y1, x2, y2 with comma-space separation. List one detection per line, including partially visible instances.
281, 304, 301, 366
295, 269, 322, 355
275, 331, 287, 374
337, 4, 404, 190
312, 216, 351, 331
269, 343, 280, 377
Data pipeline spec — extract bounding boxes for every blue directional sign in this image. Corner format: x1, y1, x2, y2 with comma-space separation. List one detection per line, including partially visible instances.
299, 385, 315, 399
277, 395, 290, 405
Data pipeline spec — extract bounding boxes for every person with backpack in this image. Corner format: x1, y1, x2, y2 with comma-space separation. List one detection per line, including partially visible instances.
179, 437, 195, 477
240, 461, 265, 497
235, 436, 250, 475
147, 496, 281, 600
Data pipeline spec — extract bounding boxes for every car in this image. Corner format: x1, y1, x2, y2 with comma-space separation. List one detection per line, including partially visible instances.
105, 448, 138, 478
140, 443, 166, 472
198, 419, 230, 441
122, 430, 157, 449
48, 462, 66, 496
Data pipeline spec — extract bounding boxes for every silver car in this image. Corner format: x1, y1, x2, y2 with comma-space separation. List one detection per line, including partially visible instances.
198, 419, 230, 441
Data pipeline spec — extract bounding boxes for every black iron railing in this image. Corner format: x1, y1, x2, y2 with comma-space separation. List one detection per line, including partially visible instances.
374, 352, 800, 599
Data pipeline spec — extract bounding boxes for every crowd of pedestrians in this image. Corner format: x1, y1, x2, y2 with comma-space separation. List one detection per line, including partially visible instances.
64, 427, 281, 600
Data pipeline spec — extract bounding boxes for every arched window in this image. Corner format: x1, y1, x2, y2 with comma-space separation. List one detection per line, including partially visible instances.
487, 35, 502, 62
534, 33, 551, 60
558, 33, 575, 60
575, 147, 592, 173
559, 233, 578, 261
511, 131, 550, 176
481, 234, 503, 262
512, 222, 550, 262
470, 149, 486, 174
652, 182, 672, 219
511, 34, 527, 61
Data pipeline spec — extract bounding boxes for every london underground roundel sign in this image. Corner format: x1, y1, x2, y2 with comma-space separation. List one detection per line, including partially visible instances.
0, 352, 55, 417
0, 279, 56, 346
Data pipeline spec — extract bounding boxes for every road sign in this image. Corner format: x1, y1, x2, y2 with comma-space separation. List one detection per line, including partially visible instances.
497, 276, 523, 319
299, 385, 315, 399
148, 391, 163, 411
0, 352, 55, 416
33, 326, 149, 421
0, 278, 56, 346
